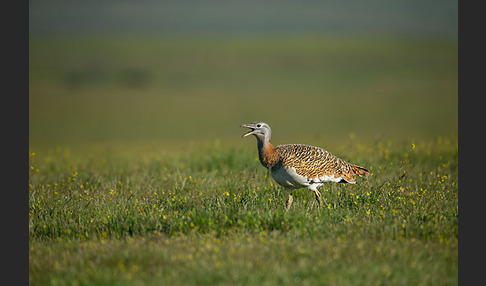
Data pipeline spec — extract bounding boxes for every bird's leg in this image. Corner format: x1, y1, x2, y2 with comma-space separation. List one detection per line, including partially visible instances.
314, 189, 323, 207
285, 191, 293, 211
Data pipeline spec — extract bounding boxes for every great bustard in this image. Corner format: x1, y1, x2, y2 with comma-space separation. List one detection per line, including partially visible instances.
241, 121, 370, 210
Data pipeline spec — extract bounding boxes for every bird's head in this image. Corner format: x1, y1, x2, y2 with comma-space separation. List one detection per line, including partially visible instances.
241, 121, 272, 141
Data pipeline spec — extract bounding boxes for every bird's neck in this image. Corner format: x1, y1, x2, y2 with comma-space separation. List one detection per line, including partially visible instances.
257, 140, 278, 169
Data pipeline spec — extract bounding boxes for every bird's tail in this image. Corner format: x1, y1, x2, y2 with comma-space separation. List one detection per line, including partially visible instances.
351, 164, 370, 177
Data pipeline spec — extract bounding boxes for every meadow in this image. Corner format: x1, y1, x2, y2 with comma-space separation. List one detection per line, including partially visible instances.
29, 36, 457, 285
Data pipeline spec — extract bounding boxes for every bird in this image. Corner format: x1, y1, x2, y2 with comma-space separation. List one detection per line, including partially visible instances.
241, 121, 370, 210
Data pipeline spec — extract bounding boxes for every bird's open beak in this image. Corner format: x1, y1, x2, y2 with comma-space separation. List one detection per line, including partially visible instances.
240, 124, 255, 138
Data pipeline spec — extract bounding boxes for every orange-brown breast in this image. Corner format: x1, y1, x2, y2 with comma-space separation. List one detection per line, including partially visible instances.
259, 142, 280, 169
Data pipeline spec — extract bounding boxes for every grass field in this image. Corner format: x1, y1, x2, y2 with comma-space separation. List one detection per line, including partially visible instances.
29, 36, 457, 285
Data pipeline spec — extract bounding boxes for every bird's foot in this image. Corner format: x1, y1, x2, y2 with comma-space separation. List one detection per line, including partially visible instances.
314, 190, 323, 208
285, 193, 293, 211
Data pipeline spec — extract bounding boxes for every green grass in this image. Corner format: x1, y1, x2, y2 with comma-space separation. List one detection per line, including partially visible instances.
29, 135, 457, 285
29, 35, 457, 285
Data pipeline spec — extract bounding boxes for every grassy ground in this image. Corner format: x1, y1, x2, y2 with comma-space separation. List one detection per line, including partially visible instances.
29, 36, 457, 285
29, 135, 457, 285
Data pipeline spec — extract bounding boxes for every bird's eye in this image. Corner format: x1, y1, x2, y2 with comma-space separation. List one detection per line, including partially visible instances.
256, 124, 261, 128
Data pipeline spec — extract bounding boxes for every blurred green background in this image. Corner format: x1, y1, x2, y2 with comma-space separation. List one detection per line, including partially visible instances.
29, 0, 458, 151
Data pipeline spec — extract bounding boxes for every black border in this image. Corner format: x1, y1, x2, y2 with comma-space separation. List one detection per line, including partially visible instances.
6, 0, 29, 284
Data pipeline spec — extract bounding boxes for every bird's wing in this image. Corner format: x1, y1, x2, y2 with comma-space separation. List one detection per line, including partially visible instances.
276, 144, 364, 183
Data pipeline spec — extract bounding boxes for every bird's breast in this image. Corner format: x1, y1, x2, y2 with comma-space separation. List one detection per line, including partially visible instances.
259, 142, 279, 169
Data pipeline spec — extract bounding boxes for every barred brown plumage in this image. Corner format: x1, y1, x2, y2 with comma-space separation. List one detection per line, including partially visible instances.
241, 121, 370, 210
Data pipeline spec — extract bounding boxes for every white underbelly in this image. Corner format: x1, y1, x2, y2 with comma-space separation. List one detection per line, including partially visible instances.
270, 166, 343, 190
271, 166, 307, 189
